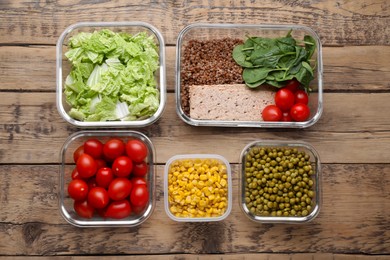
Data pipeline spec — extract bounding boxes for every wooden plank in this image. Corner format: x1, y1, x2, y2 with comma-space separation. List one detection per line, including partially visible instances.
1, 92, 390, 164
1, 255, 390, 260
0, 0, 389, 45
0, 164, 389, 255
0, 45, 389, 92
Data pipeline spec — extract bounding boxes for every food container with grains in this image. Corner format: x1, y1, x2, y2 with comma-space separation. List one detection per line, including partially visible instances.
56, 22, 166, 128
239, 140, 321, 223
175, 23, 323, 128
164, 154, 232, 222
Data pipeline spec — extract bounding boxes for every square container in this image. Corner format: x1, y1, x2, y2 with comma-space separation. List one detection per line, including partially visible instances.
239, 140, 321, 223
176, 23, 323, 128
56, 22, 166, 128
164, 154, 232, 222
59, 130, 155, 227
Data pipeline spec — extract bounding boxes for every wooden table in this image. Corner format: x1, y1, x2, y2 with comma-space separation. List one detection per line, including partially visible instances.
1, 1, 389, 259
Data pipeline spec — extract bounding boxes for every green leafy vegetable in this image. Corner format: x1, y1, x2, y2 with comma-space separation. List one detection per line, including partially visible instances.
64, 29, 160, 122
232, 31, 316, 91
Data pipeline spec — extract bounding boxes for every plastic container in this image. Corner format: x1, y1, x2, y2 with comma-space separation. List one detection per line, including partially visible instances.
239, 140, 321, 223
59, 130, 155, 227
164, 154, 232, 222
175, 23, 323, 128
56, 22, 166, 128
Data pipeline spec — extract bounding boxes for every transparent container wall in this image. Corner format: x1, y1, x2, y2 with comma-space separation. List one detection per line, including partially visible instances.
176, 24, 323, 128
59, 130, 155, 227
57, 22, 166, 128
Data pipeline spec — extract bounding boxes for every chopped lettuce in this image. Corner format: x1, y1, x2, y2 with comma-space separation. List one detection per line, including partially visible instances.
64, 29, 160, 122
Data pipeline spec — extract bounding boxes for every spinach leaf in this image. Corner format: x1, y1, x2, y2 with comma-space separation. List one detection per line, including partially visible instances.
243, 67, 274, 83
232, 45, 253, 68
232, 31, 317, 90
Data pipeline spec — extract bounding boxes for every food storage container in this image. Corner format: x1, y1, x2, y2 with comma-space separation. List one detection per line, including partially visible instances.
164, 154, 232, 222
59, 130, 155, 227
175, 23, 323, 128
239, 140, 321, 223
56, 22, 166, 128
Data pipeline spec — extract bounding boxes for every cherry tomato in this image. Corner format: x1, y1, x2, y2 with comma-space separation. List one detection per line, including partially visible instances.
132, 161, 148, 177
281, 112, 293, 122
96, 167, 114, 188
130, 185, 149, 208
126, 139, 148, 163
105, 200, 132, 219
71, 167, 81, 180
131, 177, 148, 187
95, 158, 107, 170
294, 90, 309, 105
262, 105, 282, 121
108, 178, 132, 201
68, 179, 89, 201
290, 103, 310, 122
84, 138, 104, 159
77, 153, 98, 178
275, 88, 295, 112
88, 187, 109, 209
74, 200, 94, 219
73, 145, 84, 163
284, 79, 300, 93
112, 156, 133, 177
132, 205, 146, 215
103, 138, 125, 162
87, 177, 98, 190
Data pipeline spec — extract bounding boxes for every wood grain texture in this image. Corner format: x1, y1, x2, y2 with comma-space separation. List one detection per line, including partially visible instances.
1, 255, 390, 260
1, 92, 390, 164
0, 0, 389, 45
0, 45, 389, 92
0, 164, 389, 255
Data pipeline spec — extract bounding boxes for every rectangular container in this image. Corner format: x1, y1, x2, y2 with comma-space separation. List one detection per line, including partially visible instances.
56, 22, 166, 128
175, 23, 323, 128
164, 154, 232, 222
239, 140, 321, 223
59, 130, 155, 227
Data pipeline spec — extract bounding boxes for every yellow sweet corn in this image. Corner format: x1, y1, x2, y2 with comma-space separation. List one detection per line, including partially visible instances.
167, 158, 229, 218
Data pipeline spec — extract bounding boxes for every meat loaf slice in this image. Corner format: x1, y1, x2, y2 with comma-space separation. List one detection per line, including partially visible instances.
189, 84, 275, 121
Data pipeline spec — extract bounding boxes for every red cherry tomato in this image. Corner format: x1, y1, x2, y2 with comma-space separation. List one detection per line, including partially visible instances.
68, 179, 89, 201
95, 158, 107, 170
284, 79, 300, 93
103, 138, 125, 162
73, 145, 84, 163
132, 205, 146, 215
74, 200, 95, 219
275, 88, 295, 112
126, 139, 148, 163
88, 187, 109, 209
132, 161, 148, 177
130, 185, 149, 208
87, 177, 98, 190
108, 178, 132, 201
290, 103, 310, 122
105, 200, 132, 219
84, 138, 104, 159
262, 105, 282, 121
96, 167, 114, 188
76, 153, 97, 178
281, 112, 293, 122
71, 167, 81, 180
112, 156, 133, 177
294, 90, 309, 105
131, 177, 148, 187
